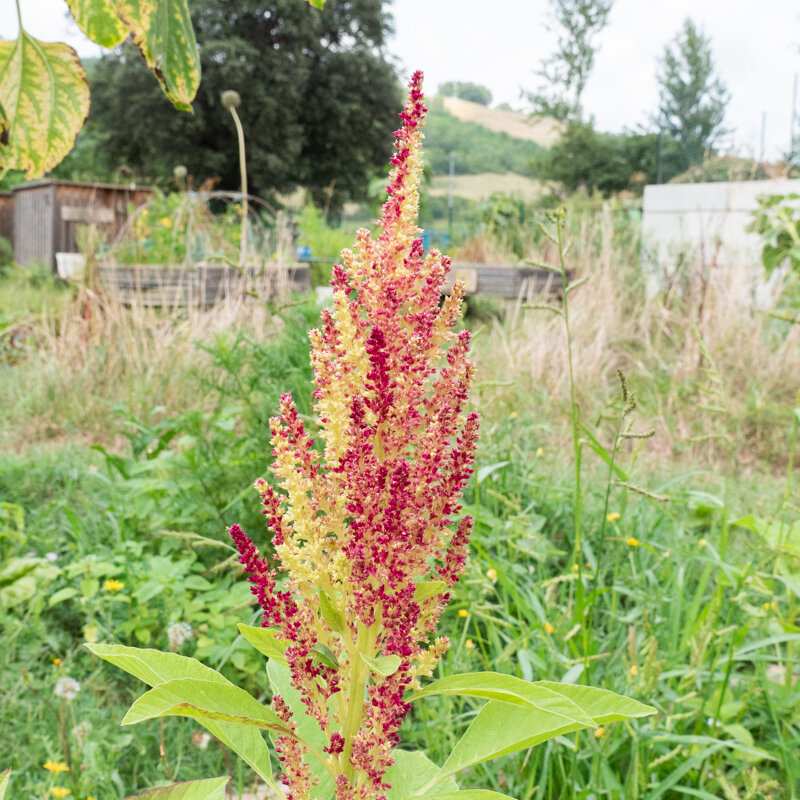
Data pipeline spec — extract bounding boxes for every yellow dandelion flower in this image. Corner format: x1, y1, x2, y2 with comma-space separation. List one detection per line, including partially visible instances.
43, 761, 69, 774
543, 622, 555, 635
51, 788, 71, 798
594, 726, 606, 739
103, 579, 124, 592
536, 447, 544, 457
629, 664, 639, 677
160, 217, 173, 228
606, 512, 620, 522
465, 639, 474, 650
698, 538, 707, 548
458, 609, 469, 618
486, 568, 497, 581
509, 411, 518, 419
763, 601, 777, 612
571, 563, 579, 572
626, 537, 640, 548
51, 657, 62, 666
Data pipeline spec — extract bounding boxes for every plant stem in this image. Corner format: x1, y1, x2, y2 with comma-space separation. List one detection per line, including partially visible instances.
229, 106, 249, 267
15, 0, 22, 27
341, 622, 371, 782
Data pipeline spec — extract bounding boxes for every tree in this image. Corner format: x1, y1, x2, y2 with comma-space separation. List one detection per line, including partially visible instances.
82, 0, 400, 209
656, 19, 729, 171
438, 81, 493, 106
527, 0, 613, 121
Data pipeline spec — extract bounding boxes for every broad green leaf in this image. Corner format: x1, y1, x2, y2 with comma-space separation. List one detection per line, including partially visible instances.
88, 644, 275, 787
87, 643, 231, 687
66, 0, 128, 48
439, 701, 591, 781
361, 653, 401, 677
414, 581, 447, 603
532, 681, 656, 724
305, 0, 326, 8
411, 672, 595, 727
123, 678, 287, 733
116, 0, 200, 111
0, 33, 89, 178
237, 624, 289, 664
49, 587, 80, 607
384, 751, 458, 800
319, 589, 344, 633
0, 768, 10, 800
311, 642, 339, 669
124, 776, 228, 800
268, 660, 336, 800
415, 793, 516, 800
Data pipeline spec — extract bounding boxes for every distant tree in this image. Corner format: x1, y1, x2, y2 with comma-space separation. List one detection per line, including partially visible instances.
656, 18, 729, 171
438, 81, 493, 106
527, 0, 613, 121
83, 0, 400, 209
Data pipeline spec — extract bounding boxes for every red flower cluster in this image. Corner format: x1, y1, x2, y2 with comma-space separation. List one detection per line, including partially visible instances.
230, 71, 478, 800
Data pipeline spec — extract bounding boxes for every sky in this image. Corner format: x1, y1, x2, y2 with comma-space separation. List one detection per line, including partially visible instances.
3, 0, 799, 161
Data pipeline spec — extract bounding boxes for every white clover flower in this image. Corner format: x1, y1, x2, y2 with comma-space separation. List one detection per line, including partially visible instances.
45, 552, 59, 562
167, 621, 193, 650
54, 676, 81, 701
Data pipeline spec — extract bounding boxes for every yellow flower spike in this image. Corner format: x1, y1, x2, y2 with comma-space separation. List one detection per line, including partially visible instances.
626, 537, 640, 548
458, 609, 469, 618
465, 639, 474, 650
629, 664, 639, 677
103, 579, 124, 591
536, 447, 544, 457
486, 568, 497, 581
594, 727, 606, 739
43, 761, 69, 774
606, 512, 620, 522
543, 622, 555, 635
51, 788, 70, 798
698, 538, 708, 548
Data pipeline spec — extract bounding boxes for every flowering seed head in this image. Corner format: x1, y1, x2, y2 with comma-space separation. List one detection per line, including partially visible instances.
230, 71, 478, 800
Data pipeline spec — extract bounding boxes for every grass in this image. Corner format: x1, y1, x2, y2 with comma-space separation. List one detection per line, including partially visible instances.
0, 207, 798, 798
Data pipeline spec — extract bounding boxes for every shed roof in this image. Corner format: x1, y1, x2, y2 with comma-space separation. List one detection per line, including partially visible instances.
11, 179, 155, 194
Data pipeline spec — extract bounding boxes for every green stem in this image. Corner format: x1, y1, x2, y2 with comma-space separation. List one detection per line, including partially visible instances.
229, 106, 249, 267
15, 0, 22, 27
341, 622, 371, 782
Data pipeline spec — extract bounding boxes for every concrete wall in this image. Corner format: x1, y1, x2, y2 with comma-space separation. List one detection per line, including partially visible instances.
642, 179, 800, 304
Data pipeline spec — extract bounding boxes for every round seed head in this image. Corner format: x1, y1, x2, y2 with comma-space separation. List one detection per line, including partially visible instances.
221, 90, 242, 110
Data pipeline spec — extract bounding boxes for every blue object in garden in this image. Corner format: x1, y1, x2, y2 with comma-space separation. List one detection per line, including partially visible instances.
296, 245, 312, 260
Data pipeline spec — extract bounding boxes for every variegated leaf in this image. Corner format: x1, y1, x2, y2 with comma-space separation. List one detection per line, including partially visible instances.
66, 0, 128, 48
116, 0, 200, 111
305, 0, 326, 8
0, 33, 90, 178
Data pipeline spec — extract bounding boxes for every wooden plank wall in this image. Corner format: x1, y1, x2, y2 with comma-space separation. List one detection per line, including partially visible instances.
0, 192, 12, 246
12, 184, 54, 269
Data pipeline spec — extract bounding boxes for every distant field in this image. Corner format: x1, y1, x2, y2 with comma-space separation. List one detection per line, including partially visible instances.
428, 171, 546, 202
442, 96, 563, 146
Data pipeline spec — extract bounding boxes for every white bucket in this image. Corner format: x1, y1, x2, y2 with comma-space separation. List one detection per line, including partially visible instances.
55, 252, 87, 280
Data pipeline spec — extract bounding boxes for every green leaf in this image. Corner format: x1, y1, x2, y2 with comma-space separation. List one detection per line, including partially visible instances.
122, 678, 287, 734
318, 590, 344, 633
361, 653, 401, 676
0, 33, 89, 178
49, 587, 80, 607
124, 776, 229, 800
532, 681, 656, 723
414, 793, 516, 800
87, 644, 275, 787
414, 581, 447, 603
579, 424, 629, 482
66, 0, 128, 48
267, 660, 336, 800
116, 0, 201, 111
0, 768, 10, 800
237, 624, 289, 664
438, 701, 590, 781
384, 751, 458, 800
305, 0, 326, 8
411, 672, 595, 727
0, 101, 9, 149
311, 642, 339, 669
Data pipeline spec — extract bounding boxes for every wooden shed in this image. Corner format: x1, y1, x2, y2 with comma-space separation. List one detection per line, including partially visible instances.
0, 191, 12, 246
11, 180, 154, 272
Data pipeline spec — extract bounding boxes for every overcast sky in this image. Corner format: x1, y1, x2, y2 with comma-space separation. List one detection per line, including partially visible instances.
3, 0, 799, 160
